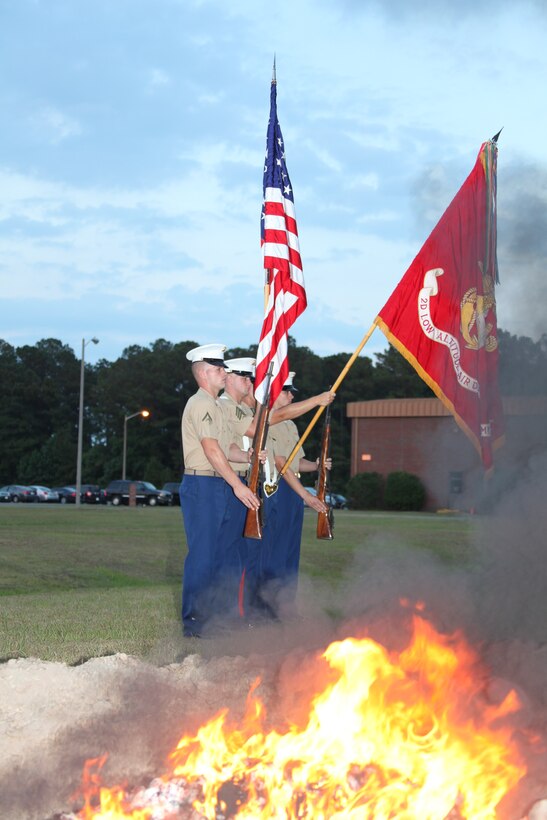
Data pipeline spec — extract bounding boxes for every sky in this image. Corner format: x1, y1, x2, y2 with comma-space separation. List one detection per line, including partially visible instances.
1, 0, 547, 365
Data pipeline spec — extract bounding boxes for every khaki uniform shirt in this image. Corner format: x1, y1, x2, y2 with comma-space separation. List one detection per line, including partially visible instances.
181, 388, 231, 471
218, 392, 253, 473
267, 419, 305, 477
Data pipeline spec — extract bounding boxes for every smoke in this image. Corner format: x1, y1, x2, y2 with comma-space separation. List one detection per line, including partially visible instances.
332, 447, 547, 650
471, 450, 547, 644
497, 162, 547, 341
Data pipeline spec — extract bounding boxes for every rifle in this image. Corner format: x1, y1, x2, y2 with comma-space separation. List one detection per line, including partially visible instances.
316, 402, 334, 540
243, 362, 273, 539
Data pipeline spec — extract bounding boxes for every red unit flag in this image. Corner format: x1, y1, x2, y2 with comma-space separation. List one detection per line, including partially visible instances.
254, 72, 307, 408
375, 140, 504, 471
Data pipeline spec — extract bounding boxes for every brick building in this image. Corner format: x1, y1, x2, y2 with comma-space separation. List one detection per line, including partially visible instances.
347, 397, 547, 511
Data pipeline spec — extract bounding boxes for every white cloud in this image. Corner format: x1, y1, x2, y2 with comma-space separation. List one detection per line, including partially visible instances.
175, 141, 261, 171
303, 140, 343, 173
343, 130, 401, 153
346, 173, 379, 191
197, 92, 223, 105
0, 162, 258, 225
146, 68, 171, 90
31, 106, 82, 144
356, 210, 399, 224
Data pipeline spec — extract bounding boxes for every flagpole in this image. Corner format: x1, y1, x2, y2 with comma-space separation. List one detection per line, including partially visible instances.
264, 268, 271, 313
276, 321, 377, 482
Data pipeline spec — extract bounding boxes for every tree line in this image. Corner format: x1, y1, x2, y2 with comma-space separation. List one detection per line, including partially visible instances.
1, 330, 545, 493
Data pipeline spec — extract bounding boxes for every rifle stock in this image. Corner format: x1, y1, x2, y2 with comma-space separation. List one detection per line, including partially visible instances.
316, 403, 334, 540
243, 363, 273, 539
243, 402, 269, 539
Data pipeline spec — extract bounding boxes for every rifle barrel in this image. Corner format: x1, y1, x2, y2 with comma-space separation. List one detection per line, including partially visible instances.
316, 403, 334, 540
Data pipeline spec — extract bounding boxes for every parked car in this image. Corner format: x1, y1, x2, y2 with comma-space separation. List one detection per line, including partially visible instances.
80, 484, 102, 504
29, 485, 60, 503
0, 488, 11, 502
103, 480, 173, 507
52, 486, 78, 504
162, 482, 181, 505
303, 487, 348, 509
0, 484, 37, 503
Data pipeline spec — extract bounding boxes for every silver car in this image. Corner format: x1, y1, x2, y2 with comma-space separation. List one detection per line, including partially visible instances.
29, 485, 60, 503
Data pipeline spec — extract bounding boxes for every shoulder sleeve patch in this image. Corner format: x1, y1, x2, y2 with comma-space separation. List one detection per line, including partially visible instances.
202, 411, 213, 423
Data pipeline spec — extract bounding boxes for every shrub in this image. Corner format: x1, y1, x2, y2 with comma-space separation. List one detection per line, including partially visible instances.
385, 471, 426, 511
345, 472, 384, 510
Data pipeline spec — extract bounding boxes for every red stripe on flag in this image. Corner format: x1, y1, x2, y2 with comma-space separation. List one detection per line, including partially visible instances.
264, 201, 286, 216
263, 228, 290, 246
288, 248, 302, 269
285, 215, 298, 235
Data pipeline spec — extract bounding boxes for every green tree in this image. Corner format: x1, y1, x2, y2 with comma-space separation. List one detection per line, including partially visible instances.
373, 344, 433, 398
91, 339, 198, 485
0, 339, 80, 484
18, 428, 76, 486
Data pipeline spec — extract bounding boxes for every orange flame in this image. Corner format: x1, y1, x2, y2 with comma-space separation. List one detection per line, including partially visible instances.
75, 616, 526, 819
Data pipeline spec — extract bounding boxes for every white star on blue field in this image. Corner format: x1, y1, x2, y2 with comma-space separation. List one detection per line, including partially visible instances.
1, 0, 546, 363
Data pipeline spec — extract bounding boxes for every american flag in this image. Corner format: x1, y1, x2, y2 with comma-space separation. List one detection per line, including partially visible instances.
254, 74, 307, 408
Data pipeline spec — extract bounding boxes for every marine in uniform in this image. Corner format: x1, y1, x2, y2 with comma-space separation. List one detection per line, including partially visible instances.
179, 344, 259, 638
259, 372, 331, 619
220, 364, 337, 623
218, 357, 260, 623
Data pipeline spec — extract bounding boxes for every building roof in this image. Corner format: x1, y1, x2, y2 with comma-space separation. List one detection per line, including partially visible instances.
347, 396, 547, 418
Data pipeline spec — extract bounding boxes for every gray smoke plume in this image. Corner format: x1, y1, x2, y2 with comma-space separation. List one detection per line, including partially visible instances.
497, 161, 547, 341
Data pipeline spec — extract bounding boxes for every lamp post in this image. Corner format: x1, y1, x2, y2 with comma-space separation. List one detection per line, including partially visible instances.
76, 337, 99, 507
122, 409, 150, 480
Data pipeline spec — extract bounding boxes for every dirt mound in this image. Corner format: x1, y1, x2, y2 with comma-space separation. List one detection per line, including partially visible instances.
0, 651, 274, 820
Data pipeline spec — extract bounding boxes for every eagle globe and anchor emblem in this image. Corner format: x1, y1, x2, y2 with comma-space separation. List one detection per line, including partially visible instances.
418, 264, 499, 401
460, 264, 498, 353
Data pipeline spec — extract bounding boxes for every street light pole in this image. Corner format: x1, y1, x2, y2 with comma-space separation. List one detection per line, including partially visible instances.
122, 409, 150, 480
76, 337, 99, 506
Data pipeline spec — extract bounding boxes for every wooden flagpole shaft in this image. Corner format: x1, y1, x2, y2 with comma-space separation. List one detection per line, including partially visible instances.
264, 269, 271, 314
277, 322, 377, 481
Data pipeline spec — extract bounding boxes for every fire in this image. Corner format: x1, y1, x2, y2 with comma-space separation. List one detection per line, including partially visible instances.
74, 616, 526, 819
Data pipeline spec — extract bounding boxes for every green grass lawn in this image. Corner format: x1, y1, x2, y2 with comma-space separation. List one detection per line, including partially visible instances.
0, 505, 476, 663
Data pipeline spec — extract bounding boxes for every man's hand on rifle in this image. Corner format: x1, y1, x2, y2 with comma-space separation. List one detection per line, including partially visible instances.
202, 438, 261, 511
248, 446, 268, 465
234, 481, 261, 510
316, 457, 332, 471
303, 490, 328, 514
